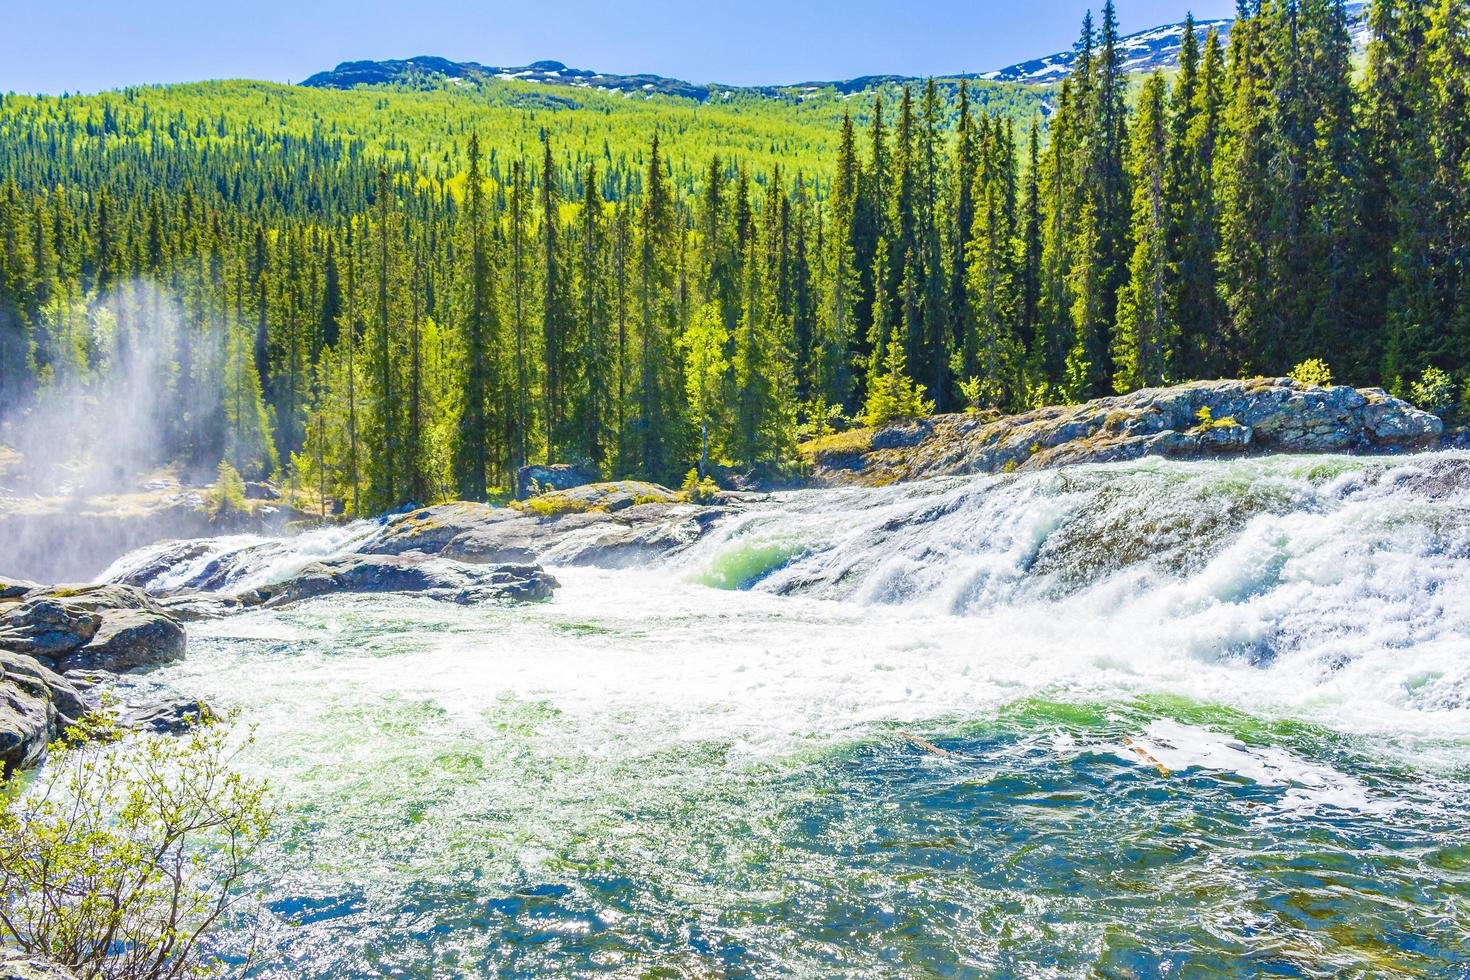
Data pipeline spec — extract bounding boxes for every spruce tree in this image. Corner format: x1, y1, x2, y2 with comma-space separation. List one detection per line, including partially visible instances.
1113, 73, 1176, 392
577, 162, 611, 469
453, 134, 495, 501
1218, 0, 1275, 374
540, 135, 571, 459
1172, 28, 1226, 378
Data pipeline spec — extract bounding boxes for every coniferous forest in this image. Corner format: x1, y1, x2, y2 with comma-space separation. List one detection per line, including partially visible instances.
1, 0, 1468, 514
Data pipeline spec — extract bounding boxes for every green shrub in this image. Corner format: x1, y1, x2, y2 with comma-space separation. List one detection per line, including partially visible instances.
208, 460, 247, 521
863, 338, 933, 427
1410, 367, 1456, 416
1289, 358, 1333, 388
1194, 406, 1241, 430
515, 494, 595, 517
958, 376, 984, 413
0, 713, 274, 979
680, 468, 720, 504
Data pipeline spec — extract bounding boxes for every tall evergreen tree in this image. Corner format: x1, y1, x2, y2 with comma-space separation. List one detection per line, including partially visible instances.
453, 134, 496, 500
1172, 27, 1227, 378
1113, 73, 1176, 392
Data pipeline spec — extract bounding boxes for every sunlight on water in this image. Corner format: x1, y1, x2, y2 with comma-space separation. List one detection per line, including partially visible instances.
130, 453, 1470, 976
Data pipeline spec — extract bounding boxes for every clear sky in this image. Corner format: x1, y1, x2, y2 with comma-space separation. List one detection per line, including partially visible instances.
3, 0, 1238, 96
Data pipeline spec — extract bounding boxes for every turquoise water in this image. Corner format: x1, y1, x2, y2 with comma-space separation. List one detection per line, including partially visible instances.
127, 455, 1470, 976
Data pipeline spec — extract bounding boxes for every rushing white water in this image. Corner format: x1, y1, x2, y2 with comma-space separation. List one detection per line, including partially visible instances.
102, 452, 1470, 976
666, 453, 1470, 757
100, 518, 385, 595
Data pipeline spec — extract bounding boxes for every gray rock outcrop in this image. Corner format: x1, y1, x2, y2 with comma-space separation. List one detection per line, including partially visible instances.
0, 585, 185, 675
0, 583, 188, 775
0, 652, 88, 778
0, 950, 79, 980
258, 553, 558, 607
806, 379, 1443, 486
354, 484, 722, 572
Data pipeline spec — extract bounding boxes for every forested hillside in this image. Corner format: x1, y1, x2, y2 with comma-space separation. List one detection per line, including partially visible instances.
1, 0, 1467, 515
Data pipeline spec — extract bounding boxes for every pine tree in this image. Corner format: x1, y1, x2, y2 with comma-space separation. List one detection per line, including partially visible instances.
1113, 73, 1176, 392
540, 135, 572, 458
918, 79, 950, 408
635, 134, 678, 481
1017, 117, 1043, 394
576, 162, 611, 470
1218, 0, 1275, 374
679, 301, 729, 477
368, 168, 403, 508
453, 133, 496, 500
1172, 27, 1227, 378
949, 83, 979, 372
222, 316, 276, 479
1087, 0, 1133, 386
507, 159, 534, 483
964, 128, 1023, 410
1064, 200, 1104, 401
1037, 80, 1079, 389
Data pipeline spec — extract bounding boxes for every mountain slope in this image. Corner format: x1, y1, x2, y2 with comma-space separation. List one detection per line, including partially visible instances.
982, 1, 1369, 83
301, 3, 1373, 100
301, 57, 714, 100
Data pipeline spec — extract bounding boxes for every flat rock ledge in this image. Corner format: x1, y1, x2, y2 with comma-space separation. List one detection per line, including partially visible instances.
362, 489, 731, 572
0, 950, 77, 980
805, 378, 1443, 486
0, 581, 190, 776
256, 553, 558, 608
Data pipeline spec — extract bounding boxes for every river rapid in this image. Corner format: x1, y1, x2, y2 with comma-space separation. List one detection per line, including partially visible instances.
104, 453, 1470, 977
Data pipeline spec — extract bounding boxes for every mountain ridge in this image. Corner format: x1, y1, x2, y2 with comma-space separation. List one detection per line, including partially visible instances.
300, 3, 1370, 99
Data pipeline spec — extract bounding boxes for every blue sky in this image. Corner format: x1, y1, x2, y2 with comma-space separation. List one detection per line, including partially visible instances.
3, 0, 1238, 95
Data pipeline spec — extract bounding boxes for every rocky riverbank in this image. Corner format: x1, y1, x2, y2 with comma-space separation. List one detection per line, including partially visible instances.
0, 581, 195, 775
802, 378, 1443, 486
1, 551, 561, 774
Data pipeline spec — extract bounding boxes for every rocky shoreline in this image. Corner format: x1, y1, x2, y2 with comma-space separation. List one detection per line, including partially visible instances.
0, 581, 199, 776
0, 557, 561, 775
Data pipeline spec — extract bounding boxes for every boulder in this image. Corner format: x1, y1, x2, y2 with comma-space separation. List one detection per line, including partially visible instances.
441, 514, 568, 565
41, 583, 172, 613
260, 553, 557, 607
0, 598, 101, 657
55, 608, 186, 674
0, 584, 197, 775
59, 670, 214, 736
119, 697, 213, 734
528, 480, 679, 514
540, 504, 728, 568
0, 586, 185, 675
243, 480, 281, 500
1, 651, 90, 724
0, 675, 55, 777
362, 501, 512, 557
517, 462, 597, 499
156, 593, 248, 622
0, 649, 92, 775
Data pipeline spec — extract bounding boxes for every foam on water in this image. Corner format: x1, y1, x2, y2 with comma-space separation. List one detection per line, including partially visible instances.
100, 518, 382, 594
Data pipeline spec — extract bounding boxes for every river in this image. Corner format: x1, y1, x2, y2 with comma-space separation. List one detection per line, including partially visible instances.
104, 453, 1470, 976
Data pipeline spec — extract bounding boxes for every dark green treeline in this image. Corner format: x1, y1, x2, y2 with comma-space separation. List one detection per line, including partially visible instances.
1, 0, 1467, 513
